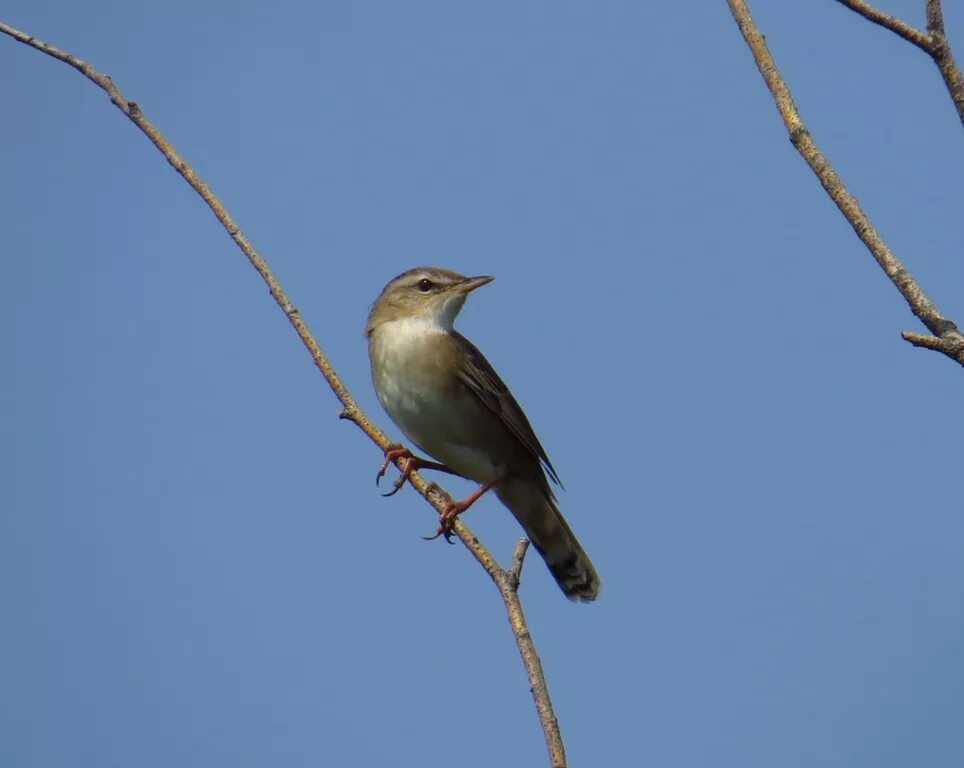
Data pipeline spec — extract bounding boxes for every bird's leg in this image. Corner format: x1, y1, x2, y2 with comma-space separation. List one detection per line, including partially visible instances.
376, 443, 458, 497
423, 471, 504, 543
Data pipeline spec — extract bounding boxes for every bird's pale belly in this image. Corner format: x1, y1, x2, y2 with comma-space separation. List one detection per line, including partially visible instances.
372, 339, 498, 484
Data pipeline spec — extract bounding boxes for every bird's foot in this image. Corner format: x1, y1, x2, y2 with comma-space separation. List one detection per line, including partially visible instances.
421, 496, 466, 544
376, 444, 417, 497
376, 444, 456, 497
421, 474, 503, 544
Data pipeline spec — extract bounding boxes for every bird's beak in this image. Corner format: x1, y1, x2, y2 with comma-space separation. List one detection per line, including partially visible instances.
457, 275, 494, 294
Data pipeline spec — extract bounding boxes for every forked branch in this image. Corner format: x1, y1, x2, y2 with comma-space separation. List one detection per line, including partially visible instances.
0, 20, 567, 768
834, 0, 964, 127
727, 0, 964, 367
834, 0, 933, 49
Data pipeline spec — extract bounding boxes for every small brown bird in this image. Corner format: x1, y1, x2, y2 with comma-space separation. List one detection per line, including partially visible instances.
366, 267, 601, 601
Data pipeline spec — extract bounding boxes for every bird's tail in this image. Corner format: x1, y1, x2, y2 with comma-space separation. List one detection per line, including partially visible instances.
496, 479, 601, 602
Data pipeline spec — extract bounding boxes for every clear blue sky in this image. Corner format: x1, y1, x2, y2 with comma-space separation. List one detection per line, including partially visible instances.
2, 2, 963, 766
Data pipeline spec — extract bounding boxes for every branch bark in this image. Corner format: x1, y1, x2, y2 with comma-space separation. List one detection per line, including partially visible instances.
0, 20, 567, 768
834, 0, 964, 127
726, 0, 964, 367
925, 1, 964, 127
833, 0, 933, 49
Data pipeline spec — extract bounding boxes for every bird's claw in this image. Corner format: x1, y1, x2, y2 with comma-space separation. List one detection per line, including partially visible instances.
380, 481, 404, 498
380, 460, 414, 497
421, 520, 458, 544
376, 444, 412, 490
420, 475, 503, 545
422, 493, 462, 545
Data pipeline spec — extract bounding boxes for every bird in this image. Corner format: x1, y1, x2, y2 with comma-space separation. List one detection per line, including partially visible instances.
365, 266, 601, 602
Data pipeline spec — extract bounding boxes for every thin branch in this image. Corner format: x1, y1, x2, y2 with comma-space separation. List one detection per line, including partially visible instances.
926, 0, 945, 37
901, 330, 964, 357
726, 0, 964, 367
0, 20, 567, 767
494, 558, 566, 768
834, 0, 964, 127
508, 538, 531, 587
925, 0, 964, 126
833, 0, 933, 51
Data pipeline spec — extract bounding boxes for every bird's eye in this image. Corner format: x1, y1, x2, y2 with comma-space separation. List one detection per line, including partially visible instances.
417, 278, 434, 292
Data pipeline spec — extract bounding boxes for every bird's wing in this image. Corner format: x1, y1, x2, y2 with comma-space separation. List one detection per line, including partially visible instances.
452, 331, 561, 486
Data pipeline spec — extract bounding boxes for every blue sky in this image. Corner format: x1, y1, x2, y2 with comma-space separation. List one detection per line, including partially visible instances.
2, 2, 963, 766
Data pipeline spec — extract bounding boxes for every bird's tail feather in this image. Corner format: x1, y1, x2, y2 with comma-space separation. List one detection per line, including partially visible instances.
496, 479, 601, 602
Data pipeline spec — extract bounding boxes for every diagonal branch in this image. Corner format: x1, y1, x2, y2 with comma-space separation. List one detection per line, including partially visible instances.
833, 0, 933, 50
726, 0, 964, 367
493, 541, 566, 767
925, 0, 964, 126
834, 0, 964, 127
0, 20, 567, 768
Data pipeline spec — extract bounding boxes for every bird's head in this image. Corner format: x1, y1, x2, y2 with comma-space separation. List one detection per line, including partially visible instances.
366, 267, 494, 336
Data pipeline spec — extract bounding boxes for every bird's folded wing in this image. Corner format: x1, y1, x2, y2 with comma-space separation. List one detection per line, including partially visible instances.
452, 331, 562, 486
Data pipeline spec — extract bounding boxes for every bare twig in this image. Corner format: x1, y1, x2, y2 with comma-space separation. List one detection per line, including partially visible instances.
508, 538, 531, 587
926, 0, 964, 126
834, 0, 964, 127
494, 549, 566, 768
0, 20, 568, 767
926, 0, 945, 37
901, 330, 964, 356
727, 0, 964, 367
833, 0, 932, 50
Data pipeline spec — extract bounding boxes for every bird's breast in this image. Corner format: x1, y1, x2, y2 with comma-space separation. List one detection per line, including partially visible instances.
368, 321, 497, 482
